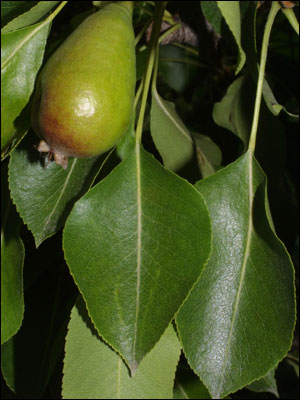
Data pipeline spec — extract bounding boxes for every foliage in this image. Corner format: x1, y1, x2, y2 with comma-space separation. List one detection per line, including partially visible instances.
1, 1, 299, 399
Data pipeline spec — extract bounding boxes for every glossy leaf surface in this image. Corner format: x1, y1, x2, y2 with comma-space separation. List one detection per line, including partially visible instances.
176, 150, 295, 398
62, 297, 181, 399
63, 144, 211, 372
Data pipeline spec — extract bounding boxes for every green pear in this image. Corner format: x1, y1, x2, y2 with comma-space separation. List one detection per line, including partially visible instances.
31, 1, 135, 168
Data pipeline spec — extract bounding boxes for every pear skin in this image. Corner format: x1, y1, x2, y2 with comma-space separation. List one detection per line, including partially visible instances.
31, 2, 136, 167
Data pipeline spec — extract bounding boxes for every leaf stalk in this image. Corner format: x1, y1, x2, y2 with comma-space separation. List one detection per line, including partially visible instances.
249, 1, 281, 152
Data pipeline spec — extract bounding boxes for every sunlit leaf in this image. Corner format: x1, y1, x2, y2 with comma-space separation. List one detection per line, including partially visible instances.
176, 150, 295, 398
62, 297, 181, 399
63, 143, 211, 372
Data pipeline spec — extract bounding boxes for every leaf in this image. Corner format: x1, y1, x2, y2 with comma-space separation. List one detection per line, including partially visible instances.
62, 297, 181, 399
242, 1, 298, 117
1, 1, 59, 33
201, 1, 223, 35
63, 143, 211, 372
1, 162, 24, 345
8, 132, 106, 247
1, 1, 37, 28
176, 150, 295, 398
1, 19, 50, 153
217, 1, 246, 74
247, 368, 279, 397
1, 258, 76, 397
159, 44, 200, 94
193, 133, 222, 178
174, 374, 212, 399
213, 75, 251, 148
150, 88, 194, 171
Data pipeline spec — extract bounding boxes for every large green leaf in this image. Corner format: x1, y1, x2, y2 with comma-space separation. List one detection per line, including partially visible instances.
8, 133, 105, 247
1, 162, 24, 345
1, 19, 50, 154
150, 88, 194, 171
63, 143, 211, 372
176, 150, 295, 398
62, 297, 181, 399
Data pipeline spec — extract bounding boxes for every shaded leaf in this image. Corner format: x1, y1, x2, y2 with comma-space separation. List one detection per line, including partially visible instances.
247, 368, 279, 397
159, 44, 200, 94
8, 133, 105, 247
217, 1, 246, 74
242, 1, 298, 117
213, 75, 251, 148
201, 1, 223, 35
1, 162, 24, 345
176, 150, 295, 398
150, 88, 194, 171
1, 1, 37, 28
63, 143, 211, 372
62, 297, 181, 399
193, 133, 222, 178
1, 19, 50, 153
1, 256, 76, 397
2, 1, 59, 33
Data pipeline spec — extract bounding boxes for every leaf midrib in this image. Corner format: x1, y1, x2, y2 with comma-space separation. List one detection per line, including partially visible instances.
153, 87, 193, 144
39, 158, 77, 244
132, 142, 142, 368
1, 20, 49, 70
218, 152, 253, 396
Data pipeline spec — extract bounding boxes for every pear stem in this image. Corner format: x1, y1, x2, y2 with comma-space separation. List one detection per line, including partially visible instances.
248, 1, 281, 153
135, 2, 167, 144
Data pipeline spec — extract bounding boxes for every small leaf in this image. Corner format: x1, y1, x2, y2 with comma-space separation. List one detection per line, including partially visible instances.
1, 1, 37, 28
1, 19, 50, 152
62, 297, 182, 399
1, 163, 24, 345
63, 143, 211, 372
176, 150, 295, 398
150, 88, 194, 171
193, 133, 222, 178
247, 368, 279, 397
2, 1, 59, 33
213, 75, 251, 148
8, 132, 105, 247
201, 1, 223, 35
159, 44, 200, 94
242, 1, 298, 117
217, 1, 246, 74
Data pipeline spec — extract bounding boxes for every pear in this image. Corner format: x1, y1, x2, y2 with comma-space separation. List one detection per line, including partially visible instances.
31, 1, 135, 168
